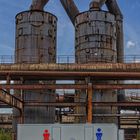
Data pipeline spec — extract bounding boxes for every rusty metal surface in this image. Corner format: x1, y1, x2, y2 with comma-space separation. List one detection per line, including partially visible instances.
1, 84, 140, 90
73, 0, 123, 124
90, 0, 107, 10
1, 71, 140, 80
30, 0, 49, 10
25, 102, 85, 107
68, 114, 140, 117
1, 63, 140, 71
106, 0, 123, 18
75, 11, 117, 63
116, 20, 124, 63
0, 102, 11, 108
87, 83, 93, 123
105, 0, 124, 63
1, 1, 137, 135
92, 102, 140, 107
0, 114, 12, 124
0, 84, 87, 90
24, 101, 140, 107
0, 90, 23, 110
94, 84, 140, 89
15, 11, 57, 64
1, 63, 140, 81
15, 10, 57, 125
123, 129, 138, 140
93, 114, 140, 117
60, 0, 79, 25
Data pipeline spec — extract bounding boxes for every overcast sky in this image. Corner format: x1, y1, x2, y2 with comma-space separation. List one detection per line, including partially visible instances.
0, 0, 139, 56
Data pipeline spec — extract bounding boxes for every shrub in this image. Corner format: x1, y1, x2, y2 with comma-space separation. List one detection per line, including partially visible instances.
137, 130, 140, 140
0, 129, 12, 140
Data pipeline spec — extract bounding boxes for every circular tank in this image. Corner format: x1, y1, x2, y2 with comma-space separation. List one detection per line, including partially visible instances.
74, 10, 118, 124
14, 11, 57, 124
75, 10, 117, 64
15, 10, 57, 63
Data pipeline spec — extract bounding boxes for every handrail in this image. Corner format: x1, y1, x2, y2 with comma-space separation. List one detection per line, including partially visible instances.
0, 55, 140, 64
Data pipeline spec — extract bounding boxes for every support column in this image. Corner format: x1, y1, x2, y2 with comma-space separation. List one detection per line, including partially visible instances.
20, 77, 24, 124
19, 109, 24, 124
6, 75, 11, 93
87, 83, 93, 123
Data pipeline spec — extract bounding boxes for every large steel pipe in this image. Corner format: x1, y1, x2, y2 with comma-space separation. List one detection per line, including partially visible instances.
1, 84, 140, 90
60, 0, 79, 25
106, 0, 124, 63
24, 102, 140, 107
106, 0, 123, 18
0, 63, 140, 72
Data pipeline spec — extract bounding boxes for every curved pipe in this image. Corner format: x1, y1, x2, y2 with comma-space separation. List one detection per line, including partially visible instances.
106, 0, 123, 18
30, 0, 49, 11
60, 0, 79, 25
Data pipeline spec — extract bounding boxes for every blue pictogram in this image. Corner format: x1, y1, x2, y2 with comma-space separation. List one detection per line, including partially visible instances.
96, 128, 103, 140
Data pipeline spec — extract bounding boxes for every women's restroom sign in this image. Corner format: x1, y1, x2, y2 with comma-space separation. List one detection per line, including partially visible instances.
43, 130, 50, 140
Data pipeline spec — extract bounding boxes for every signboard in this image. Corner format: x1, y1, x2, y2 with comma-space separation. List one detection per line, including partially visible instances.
94, 124, 118, 140
18, 124, 120, 140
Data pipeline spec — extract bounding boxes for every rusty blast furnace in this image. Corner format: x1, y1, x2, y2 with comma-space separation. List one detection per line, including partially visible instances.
0, 0, 137, 140
13, 0, 124, 129
15, 0, 57, 124
75, 11, 117, 63
60, 0, 124, 123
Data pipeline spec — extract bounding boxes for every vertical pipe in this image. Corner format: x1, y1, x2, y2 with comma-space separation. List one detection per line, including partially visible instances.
19, 109, 24, 124
116, 19, 124, 63
6, 75, 10, 93
87, 83, 93, 123
106, 0, 124, 63
20, 77, 24, 124
60, 0, 79, 25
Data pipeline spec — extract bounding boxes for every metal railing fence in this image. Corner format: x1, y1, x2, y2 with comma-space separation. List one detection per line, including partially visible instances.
0, 55, 140, 64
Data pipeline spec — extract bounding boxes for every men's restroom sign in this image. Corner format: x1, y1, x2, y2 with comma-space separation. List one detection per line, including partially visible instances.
96, 128, 103, 140
43, 130, 50, 140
